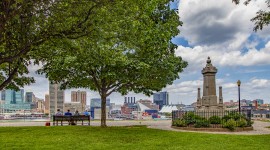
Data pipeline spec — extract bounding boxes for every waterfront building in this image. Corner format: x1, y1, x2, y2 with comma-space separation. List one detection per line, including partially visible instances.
153, 91, 169, 110
71, 90, 87, 110
44, 94, 50, 114
36, 98, 45, 113
49, 83, 64, 116
0, 89, 36, 113
25, 92, 36, 103
1, 89, 24, 104
254, 99, 264, 105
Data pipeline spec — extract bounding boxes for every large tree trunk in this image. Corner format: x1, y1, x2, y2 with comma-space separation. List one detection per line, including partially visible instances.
100, 92, 107, 127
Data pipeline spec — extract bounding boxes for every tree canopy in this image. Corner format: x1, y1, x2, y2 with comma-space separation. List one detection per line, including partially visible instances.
38, 0, 187, 127
232, 0, 270, 31
0, 0, 112, 90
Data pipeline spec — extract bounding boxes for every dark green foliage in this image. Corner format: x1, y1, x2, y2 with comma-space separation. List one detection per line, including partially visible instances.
172, 119, 187, 127
222, 119, 237, 131
246, 120, 254, 127
182, 112, 202, 125
209, 116, 221, 124
222, 112, 245, 121
237, 118, 247, 127
194, 119, 210, 128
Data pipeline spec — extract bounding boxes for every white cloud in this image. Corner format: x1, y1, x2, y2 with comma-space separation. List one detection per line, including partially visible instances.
176, 41, 270, 74
178, 0, 267, 47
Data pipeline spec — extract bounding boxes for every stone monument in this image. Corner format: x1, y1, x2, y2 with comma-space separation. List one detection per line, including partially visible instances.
196, 57, 224, 110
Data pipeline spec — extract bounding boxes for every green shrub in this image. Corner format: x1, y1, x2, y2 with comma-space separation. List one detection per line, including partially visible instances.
246, 120, 254, 127
222, 119, 237, 131
172, 120, 178, 126
222, 112, 246, 121
172, 119, 187, 127
176, 120, 187, 127
182, 112, 202, 125
209, 116, 221, 124
194, 119, 210, 128
237, 118, 247, 127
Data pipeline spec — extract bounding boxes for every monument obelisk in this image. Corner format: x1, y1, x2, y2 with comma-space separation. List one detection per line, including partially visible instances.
197, 57, 224, 110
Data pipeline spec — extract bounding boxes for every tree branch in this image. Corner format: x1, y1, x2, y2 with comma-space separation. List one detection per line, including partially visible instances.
0, 66, 19, 90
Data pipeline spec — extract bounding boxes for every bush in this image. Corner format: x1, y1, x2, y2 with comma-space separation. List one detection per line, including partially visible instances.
194, 119, 210, 128
209, 116, 221, 124
222, 112, 246, 121
182, 112, 202, 125
172, 119, 187, 127
246, 120, 254, 127
172, 120, 178, 126
237, 118, 247, 127
222, 119, 237, 131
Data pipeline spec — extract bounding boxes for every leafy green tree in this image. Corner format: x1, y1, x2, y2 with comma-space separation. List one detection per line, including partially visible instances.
38, 0, 187, 127
0, 0, 111, 90
232, 0, 270, 31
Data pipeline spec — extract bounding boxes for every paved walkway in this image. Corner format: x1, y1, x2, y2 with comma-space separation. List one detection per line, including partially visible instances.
1, 120, 269, 135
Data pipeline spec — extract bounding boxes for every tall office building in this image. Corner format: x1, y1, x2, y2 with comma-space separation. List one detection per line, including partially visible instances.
1, 90, 5, 101
49, 83, 64, 116
71, 90, 85, 102
1, 89, 24, 104
44, 94, 50, 114
153, 91, 169, 110
71, 90, 87, 108
25, 92, 36, 103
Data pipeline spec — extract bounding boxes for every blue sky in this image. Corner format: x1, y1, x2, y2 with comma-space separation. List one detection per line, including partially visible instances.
23, 0, 270, 105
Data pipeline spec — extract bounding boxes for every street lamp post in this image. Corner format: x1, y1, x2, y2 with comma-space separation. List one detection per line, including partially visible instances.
237, 80, 241, 113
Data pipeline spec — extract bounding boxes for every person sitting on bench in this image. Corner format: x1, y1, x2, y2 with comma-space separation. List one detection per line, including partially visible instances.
64, 109, 72, 116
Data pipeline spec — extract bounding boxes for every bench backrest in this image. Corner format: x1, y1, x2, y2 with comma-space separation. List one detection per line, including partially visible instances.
53, 115, 90, 121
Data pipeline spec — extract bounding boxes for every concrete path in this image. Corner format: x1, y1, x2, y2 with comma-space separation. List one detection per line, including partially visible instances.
1, 120, 270, 135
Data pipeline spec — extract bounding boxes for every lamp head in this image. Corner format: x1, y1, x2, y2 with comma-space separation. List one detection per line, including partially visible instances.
237, 80, 241, 86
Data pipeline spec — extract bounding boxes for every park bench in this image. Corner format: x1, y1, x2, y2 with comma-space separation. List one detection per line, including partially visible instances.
53, 115, 90, 126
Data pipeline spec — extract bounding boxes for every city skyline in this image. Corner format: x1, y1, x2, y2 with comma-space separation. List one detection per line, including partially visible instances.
12, 0, 270, 104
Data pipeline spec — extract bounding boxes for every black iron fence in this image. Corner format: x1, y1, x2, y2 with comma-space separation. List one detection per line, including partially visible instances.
172, 110, 252, 129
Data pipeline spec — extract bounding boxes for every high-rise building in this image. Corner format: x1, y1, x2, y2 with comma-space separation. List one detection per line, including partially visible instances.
49, 83, 64, 116
153, 91, 169, 110
36, 98, 44, 113
25, 92, 35, 103
44, 94, 50, 114
254, 99, 264, 105
1, 89, 24, 104
0, 89, 36, 112
71, 90, 87, 110
1, 90, 5, 101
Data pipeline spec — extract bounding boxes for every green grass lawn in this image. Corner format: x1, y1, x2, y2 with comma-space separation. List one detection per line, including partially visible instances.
0, 126, 269, 150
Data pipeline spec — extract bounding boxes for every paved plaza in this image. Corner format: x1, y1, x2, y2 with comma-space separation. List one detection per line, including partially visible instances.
0, 120, 270, 135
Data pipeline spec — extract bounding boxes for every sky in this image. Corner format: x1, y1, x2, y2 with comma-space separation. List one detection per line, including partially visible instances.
23, 0, 270, 105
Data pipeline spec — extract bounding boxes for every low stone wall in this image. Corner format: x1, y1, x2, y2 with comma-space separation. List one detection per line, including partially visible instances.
171, 126, 253, 132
